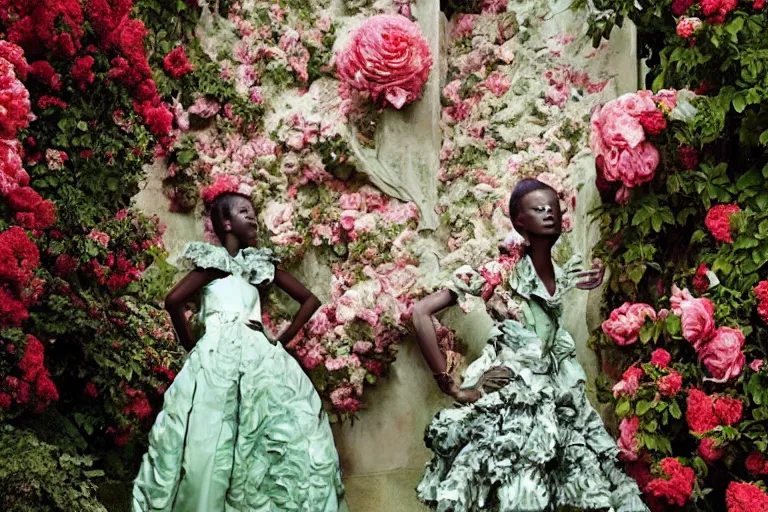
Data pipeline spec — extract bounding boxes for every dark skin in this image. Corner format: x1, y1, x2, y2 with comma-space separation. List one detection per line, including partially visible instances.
412, 188, 605, 403
165, 196, 320, 352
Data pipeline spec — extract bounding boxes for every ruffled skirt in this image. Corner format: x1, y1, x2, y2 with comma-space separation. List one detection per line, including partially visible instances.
132, 320, 344, 512
417, 347, 647, 512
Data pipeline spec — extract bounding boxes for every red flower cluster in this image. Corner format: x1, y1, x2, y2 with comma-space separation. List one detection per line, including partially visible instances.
698, 437, 724, 463
725, 482, 768, 512
6, 185, 57, 229
0, 56, 33, 139
71, 55, 95, 91
0, 226, 41, 327
85, 251, 143, 291
746, 452, 768, 476
645, 458, 695, 506
0, 40, 30, 80
638, 109, 667, 136
701, 0, 738, 24
693, 263, 710, 293
686, 388, 743, 434
163, 46, 194, 79
201, 174, 242, 204
705, 203, 741, 243
37, 95, 68, 109
17, 335, 59, 410
672, 0, 696, 15
122, 384, 153, 420
2, 0, 85, 57
754, 280, 768, 324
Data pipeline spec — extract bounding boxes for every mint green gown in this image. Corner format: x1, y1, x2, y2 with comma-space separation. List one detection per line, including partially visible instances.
132, 243, 344, 512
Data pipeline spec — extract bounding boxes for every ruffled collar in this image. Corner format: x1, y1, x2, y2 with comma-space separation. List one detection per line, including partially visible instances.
508, 254, 583, 305
182, 242, 277, 286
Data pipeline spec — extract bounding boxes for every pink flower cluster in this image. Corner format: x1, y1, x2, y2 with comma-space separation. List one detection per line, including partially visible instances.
590, 91, 670, 203
336, 15, 432, 110
602, 302, 657, 345
671, 285, 745, 382
754, 280, 768, 324
705, 203, 741, 243
676, 17, 703, 39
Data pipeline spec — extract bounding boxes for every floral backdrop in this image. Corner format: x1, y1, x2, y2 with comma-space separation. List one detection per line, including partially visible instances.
583, 0, 768, 509
0, 0, 643, 510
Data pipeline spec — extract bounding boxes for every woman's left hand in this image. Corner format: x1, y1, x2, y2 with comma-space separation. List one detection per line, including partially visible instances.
576, 262, 605, 290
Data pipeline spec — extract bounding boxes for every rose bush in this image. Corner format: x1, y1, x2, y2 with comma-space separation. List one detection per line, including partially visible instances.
584, 0, 768, 508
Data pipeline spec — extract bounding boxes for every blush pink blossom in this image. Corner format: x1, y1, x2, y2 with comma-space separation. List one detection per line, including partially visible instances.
618, 416, 641, 461
676, 17, 703, 39
336, 15, 432, 110
339, 192, 363, 210
188, 97, 220, 118
698, 326, 746, 382
602, 302, 657, 345
307, 310, 333, 337
485, 71, 511, 97
340, 210, 359, 231
751, 359, 764, 372
87, 229, 110, 247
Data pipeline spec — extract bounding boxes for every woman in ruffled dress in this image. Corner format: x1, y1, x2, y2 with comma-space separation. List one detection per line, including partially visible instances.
132, 192, 345, 512
411, 179, 648, 512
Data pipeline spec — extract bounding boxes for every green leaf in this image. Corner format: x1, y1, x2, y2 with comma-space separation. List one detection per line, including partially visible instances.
760, 129, 768, 146
636, 400, 652, 416
76, 121, 88, 132
736, 168, 763, 190
670, 400, 682, 419
616, 397, 631, 417
733, 94, 747, 113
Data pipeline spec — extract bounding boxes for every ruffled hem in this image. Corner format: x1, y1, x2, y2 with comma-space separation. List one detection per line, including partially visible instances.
417, 375, 647, 512
132, 326, 343, 512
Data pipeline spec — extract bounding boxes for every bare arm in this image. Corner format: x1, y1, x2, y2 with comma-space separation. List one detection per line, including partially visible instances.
165, 268, 226, 351
412, 289, 458, 374
271, 270, 321, 345
412, 289, 512, 403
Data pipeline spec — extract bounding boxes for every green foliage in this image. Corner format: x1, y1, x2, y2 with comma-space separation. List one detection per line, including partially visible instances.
0, 427, 106, 512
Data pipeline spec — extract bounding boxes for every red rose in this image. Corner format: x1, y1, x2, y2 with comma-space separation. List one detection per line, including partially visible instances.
638, 109, 667, 135
746, 452, 768, 475
678, 145, 699, 170
163, 46, 194, 79
755, 0, 766, 8
650, 348, 672, 367
83, 382, 99, 399
672, 0, 696, 15
705, 203, 741, 243
28, 61, 62, 90
336, 14, 432, 109
658, 371, 682, 397
71, 55, 95, 91
132, 100, 173, 136
756, 281, 768, 301
714, 396, 743, 425
726, 482, 768, 512
686, 388, 720, 434
0, 41, 29, 80
646, 458, 695, 507
698, 437, 724, 463
693, 264, 710, 293
0, 392, 10, 409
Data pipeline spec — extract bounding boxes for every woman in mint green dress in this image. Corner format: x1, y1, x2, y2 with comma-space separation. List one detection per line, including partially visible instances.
132, 192, 344, 511
411, 179, 648, 512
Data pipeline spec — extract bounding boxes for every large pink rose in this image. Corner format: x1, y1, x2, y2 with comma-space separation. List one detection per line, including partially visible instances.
616, 91, 658, 117
618, 416, 641, 461
602, 302, 657, 346
336, 15, 433, 110
698, 326, 746, 382
678, 295, 716, 350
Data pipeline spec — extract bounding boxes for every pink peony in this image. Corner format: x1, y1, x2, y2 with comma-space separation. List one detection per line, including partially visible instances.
676, 17, 703, 39
484, 71, 511, 97
336, 15, 432, 110
726, 482, 768, 512
188, 97, 220, 118
612, 366, 644, 398
87, 229, 110, 247
602, 302, 657, 346
650, 348, 672, 367
617, 416, 641, 461
698, 326, 745, 382
705, 204, 741, 243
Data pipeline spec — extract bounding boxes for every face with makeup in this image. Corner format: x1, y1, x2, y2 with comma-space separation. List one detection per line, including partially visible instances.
512, 188, 562, 240
216, 194, 258, 246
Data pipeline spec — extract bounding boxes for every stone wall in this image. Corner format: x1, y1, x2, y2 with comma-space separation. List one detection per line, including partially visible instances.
134, 1, 638, 510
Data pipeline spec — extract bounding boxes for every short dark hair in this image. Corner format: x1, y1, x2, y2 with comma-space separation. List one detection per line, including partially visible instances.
208, 192, 252, 242
508, 179, 558, 223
